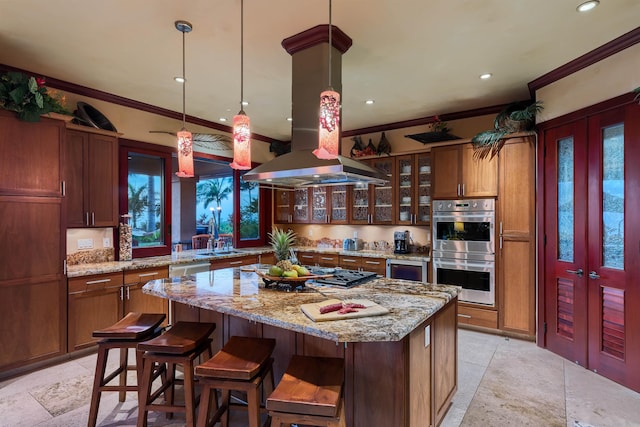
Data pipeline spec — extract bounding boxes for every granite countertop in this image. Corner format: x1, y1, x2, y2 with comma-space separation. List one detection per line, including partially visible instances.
142, 267, 457, 343
66, 246, 430, 278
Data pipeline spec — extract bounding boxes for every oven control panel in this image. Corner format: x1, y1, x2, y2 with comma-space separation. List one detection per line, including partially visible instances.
433, 198, 494, 212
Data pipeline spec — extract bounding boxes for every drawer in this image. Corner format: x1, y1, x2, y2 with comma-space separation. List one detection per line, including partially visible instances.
297, 252, 317, 265
457, 305, 498, 329
211, 255, 258, 270
124, 266, 169, 285
339, 256, 361, 269
360, 257, 386, 275
316, 254, 339, 267
68, 272, 124, 294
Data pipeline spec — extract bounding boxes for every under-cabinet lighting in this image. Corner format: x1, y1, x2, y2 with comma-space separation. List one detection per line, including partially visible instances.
479, 73, 492, 80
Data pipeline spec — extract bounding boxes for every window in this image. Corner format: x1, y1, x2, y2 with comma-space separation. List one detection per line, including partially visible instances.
119, 141, 172, 258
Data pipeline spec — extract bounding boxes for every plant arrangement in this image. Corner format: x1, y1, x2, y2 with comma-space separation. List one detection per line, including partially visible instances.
405, 115, 459, 144
0, 71, 70, 122
471, 101, 543, 160
268, 227, 297, 271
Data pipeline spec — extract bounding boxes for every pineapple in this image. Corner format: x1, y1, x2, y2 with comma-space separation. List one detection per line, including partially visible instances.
269, 227, 296, 271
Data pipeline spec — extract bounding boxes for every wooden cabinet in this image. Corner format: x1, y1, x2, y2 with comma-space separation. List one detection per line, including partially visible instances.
396, 153, 432, 225
316, 253, 339, 267
292, 188, 310, 223
457, 304, 498, 329
123, 266, 169, 325
210, 254, 259, 270
432, 143, 497, 199
274, 189, 293, 223
296, 251, 317, 266
339, 255, 386, 275
67, 272, 123, 352
349, 157, 395, 224
497, 137, 536, 337
0, 113, 66, 374
65, 127, 118, 227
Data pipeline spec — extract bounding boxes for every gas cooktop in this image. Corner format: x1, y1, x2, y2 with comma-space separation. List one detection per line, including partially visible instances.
310, 268, 379, 288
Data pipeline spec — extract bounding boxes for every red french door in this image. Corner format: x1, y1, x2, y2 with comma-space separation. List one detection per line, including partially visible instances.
542, 101, 640, 392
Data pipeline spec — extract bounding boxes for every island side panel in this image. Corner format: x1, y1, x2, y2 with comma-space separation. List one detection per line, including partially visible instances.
409, 319, 432, 426
433, 299, 458, 426
263, 323, 297, 383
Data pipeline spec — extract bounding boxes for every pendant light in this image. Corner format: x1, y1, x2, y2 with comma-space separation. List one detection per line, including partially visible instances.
175, 20, 195, 178
314, 0, 340, 160
230, 0, 251, 170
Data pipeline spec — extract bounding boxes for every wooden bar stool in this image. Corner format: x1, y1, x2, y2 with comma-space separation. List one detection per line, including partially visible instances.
195, 336, 276, 427
88, 312, 166, 427
267, 355, 346, 427
137, 321, 216, 427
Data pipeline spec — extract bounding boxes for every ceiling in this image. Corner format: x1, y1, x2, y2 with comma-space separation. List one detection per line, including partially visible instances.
1, 1, 639, 142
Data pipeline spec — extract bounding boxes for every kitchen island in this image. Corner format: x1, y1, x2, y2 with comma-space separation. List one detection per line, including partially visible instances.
143, 267, 459, 427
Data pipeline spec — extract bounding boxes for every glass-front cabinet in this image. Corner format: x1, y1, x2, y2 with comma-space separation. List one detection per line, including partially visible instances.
274, 189, 293, 223
396, 153, 431, 225
292, 188, 310, 223
370, 157, 395, 224
329, 185, 348, 224
350, 182, 371, 224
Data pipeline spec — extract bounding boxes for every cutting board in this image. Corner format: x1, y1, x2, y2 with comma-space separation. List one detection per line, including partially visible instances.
301, 299, 389, 322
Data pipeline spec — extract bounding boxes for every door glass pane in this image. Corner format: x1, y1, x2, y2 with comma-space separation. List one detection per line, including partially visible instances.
128, 152, 165, 247
239, 175, 260, 241
602, 124, 624, 269
557, 137, 574, 262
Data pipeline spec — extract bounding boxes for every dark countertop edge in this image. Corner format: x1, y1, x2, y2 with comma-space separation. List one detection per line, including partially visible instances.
66, 246, 430, 278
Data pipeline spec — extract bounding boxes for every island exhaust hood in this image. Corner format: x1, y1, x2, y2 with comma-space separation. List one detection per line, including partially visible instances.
243, 25, 388, 188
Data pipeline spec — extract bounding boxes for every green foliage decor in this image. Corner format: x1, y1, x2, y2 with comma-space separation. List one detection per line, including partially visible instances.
471, 101, 543, 160
0, 71, 70, 122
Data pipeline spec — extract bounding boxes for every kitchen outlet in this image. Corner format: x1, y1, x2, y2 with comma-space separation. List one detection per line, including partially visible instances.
308, 229, 313, 236
77, 238, 94, 250
103, 237, 111, 247
424, 325, 431, 347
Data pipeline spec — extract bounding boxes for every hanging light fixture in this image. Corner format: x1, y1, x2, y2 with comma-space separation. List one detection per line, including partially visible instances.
314, 0, 340, 160
175, 20, 194, 178
230, 0, 252, 170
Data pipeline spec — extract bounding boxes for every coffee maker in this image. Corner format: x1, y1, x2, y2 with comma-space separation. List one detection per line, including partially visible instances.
394, 230, 411, 254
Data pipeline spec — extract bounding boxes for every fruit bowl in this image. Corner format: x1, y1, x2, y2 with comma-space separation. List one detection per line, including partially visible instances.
255, 270, 332, 285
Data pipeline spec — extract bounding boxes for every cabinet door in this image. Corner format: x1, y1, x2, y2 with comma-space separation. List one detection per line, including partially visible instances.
68, 273, 124, 352
310, 186, 329, 223
65, 130, 88, 227
370, 158, 394, 224
87, 134, 118, 226
350, 183, 371, 224
329, 185, 348, 224
123, 266, 169, 323
415, 152, 432, 225
498, 138, 535, 336
431, 145, 461, 199
274, 189, 293, 223
292, 188, 310, 223
396, 155, 414, 224
0, 111, 64, 197
460, 144, 498, 197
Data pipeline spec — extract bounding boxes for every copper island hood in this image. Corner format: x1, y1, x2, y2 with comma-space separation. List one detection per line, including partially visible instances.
243, 25, 388, 188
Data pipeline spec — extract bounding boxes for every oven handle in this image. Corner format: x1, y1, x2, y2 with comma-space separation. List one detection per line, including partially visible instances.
433, 258, 494, 271
432, 213, 495, 221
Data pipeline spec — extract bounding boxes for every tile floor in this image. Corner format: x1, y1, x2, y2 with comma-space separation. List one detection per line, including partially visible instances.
0, 329, 639, 426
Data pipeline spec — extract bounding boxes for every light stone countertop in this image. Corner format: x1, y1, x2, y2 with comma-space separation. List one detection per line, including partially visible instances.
66, 246, 430, 278
142, 267, 457, 343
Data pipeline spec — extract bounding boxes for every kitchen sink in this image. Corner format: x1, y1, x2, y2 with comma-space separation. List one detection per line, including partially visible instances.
196, 250, 242, 256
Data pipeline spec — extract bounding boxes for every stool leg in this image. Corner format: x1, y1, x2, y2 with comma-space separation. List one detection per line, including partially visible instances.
247, 385, 261, 427
220, 389, 231, 427
118, 346, 128, 401
136, 355, 154, 427
166, 362, 176, 419
196, 383, 212, 427
184, 359, 196, 427
269, 415, 283, 427
88, 345, 108, 427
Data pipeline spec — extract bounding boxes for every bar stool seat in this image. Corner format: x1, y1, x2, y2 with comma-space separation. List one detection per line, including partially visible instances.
195, 336, 276, 427
267, 355, 345, 427
137, 321, 216, 427
88, 312, 166, 427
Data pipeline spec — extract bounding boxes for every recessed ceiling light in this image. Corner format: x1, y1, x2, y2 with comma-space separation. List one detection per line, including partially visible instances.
219, 117, 227, 122
480, 73, 492, 80
174, 76, 185, 83
365, 99, 375, 105
242, 101, 249, 106
286, 117, 293, 122
577, 0, 599, 12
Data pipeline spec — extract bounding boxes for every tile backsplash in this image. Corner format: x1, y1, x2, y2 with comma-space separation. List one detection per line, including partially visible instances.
66, 228, 115, 265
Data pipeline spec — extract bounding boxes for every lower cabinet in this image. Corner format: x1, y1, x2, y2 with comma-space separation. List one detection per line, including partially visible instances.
210, 254, 259, 270
67, 266, 169, 352
339, 255, 386, 275
123, 266, 169, 325
67, 272, 123, 352
457, 304, 498, 330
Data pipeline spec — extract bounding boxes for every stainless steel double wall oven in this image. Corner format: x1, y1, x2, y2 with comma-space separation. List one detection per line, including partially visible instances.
432, 199, 495, 306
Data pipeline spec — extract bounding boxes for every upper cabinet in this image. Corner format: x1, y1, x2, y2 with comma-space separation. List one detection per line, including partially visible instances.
396, 152, 431, 225
369, 157, 395, 224
274, 189, 293, 223
0, 111, 64, 197
431, 143, 497, 199
65, 127, 119, 227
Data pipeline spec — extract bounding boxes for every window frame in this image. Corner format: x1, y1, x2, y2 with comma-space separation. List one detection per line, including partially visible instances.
119, 139, 173, 258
